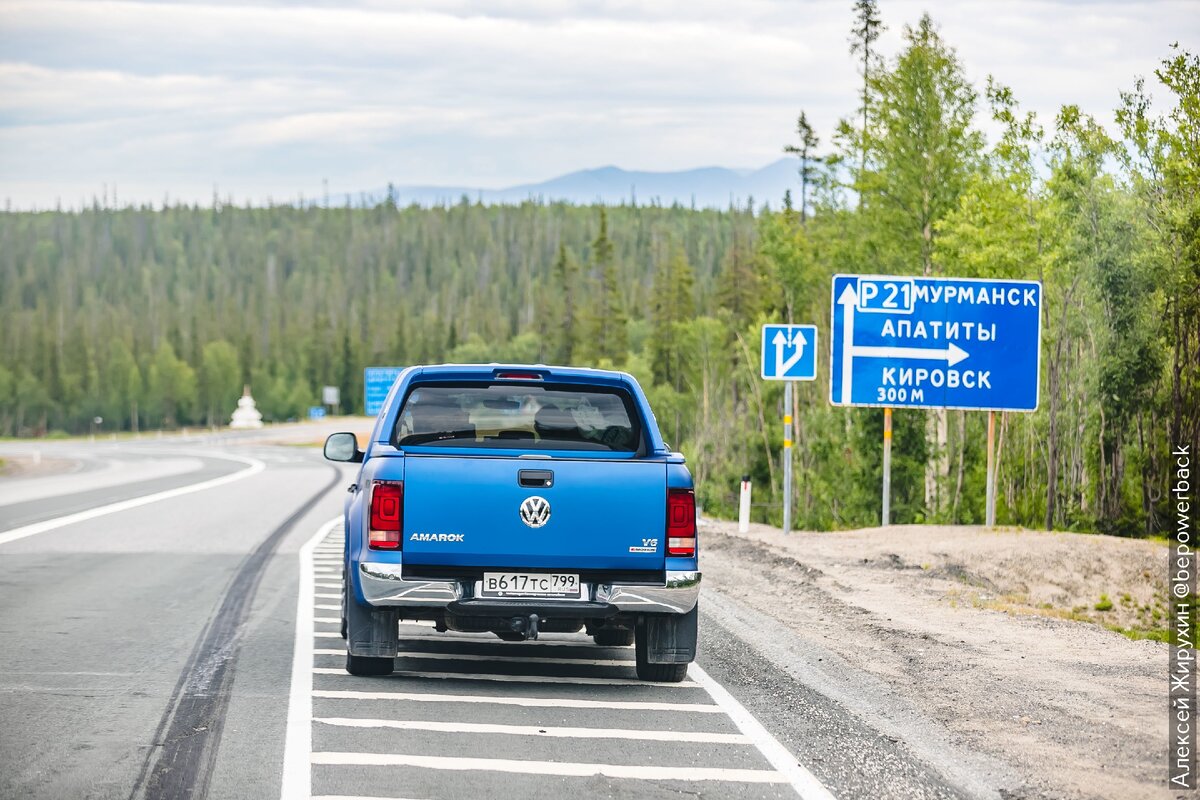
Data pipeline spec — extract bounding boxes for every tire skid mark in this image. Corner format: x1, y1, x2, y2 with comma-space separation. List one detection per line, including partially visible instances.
129, 466, 341, 800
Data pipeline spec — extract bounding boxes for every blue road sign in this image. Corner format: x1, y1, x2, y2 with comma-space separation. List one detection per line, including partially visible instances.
761, 324, 818, 381
829, 274, 1042, 410
307, 406, 326, 421
364, 366, 404, 416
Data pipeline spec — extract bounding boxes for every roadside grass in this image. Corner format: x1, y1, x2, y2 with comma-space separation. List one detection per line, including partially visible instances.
955, 589, 1173, 644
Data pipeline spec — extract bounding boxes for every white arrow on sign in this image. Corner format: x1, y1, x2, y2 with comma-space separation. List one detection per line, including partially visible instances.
772, 328, 808, 377
836, 281, 969, 404
837, 284, 857, 404
852, 342, 969, 366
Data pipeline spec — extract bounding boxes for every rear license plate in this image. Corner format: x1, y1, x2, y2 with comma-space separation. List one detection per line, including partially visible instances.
480, 572, 581, 599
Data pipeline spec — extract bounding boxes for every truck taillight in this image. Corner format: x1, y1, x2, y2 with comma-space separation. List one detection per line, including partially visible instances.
667, 488, 696, 557
369, 481, 403, 550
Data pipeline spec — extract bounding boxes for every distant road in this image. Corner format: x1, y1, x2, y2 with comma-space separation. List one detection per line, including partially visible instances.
0, 429, 994, 800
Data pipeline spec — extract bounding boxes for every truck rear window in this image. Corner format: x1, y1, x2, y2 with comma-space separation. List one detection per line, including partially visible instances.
394, 383, 643, 453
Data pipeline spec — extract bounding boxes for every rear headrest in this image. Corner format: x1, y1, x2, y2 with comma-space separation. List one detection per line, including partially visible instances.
408, 404, 473, 434
534, 406, 578, 437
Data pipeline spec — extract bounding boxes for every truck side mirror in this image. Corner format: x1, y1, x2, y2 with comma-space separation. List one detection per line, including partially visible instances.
324, 432, 363, 463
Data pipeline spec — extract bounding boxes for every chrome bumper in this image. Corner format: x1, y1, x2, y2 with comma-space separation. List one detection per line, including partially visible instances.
358, 562, 701, 615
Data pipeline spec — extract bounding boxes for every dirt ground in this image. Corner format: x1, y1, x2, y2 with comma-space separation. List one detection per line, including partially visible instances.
700, 519, 1171, 800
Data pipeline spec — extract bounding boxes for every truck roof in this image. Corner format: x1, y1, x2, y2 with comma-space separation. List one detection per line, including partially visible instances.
411, 363, 633, 382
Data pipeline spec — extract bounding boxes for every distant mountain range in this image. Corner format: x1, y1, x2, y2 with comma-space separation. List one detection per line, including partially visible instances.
350, 158, 800, 210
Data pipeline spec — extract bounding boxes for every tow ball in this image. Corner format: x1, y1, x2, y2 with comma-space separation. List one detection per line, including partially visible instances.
508, 613, 541, 641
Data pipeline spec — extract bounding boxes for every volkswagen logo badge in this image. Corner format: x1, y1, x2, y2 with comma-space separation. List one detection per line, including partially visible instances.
519, 496, 551, 528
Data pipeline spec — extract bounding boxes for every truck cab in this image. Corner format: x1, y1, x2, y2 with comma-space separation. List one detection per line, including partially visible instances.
323, 365, 701, 682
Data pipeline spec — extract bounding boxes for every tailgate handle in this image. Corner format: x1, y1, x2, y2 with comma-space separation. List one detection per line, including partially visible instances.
518, 469, 554, 488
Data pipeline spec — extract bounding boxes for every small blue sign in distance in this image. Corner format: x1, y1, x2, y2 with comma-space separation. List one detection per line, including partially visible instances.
761, 324, 818, 381
364, 366, 404, 416
307, 406, 326, 421
829, 274, 1042, 411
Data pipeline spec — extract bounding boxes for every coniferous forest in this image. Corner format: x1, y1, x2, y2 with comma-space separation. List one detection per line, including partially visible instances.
1, 12, 1196, 537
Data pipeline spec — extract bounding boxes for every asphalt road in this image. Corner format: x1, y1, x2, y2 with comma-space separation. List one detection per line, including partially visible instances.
0, 434, 996, 800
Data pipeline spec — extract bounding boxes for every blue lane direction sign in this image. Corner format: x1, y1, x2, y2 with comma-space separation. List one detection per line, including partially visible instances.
829, 274, 1042, 410
761, 324, 818, 381
364, 366, 404, 416
307, 406, 326, 421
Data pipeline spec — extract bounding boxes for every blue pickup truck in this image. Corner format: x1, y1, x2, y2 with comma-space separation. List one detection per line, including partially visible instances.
322, 365, 701, 682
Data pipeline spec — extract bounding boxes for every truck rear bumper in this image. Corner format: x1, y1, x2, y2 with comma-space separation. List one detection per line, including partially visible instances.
357, 562, 701, 615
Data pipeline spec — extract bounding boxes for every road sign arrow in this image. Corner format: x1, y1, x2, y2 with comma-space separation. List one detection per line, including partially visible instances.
851, 341, 969, 366
836, 283, 858, 403
772, 329, 806, 377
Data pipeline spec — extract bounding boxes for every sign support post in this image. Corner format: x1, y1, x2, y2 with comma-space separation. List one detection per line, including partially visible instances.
759, 323, 817, 535
882, 407, 892, 526
985, 410, 996, 527
783, 380, 793, 535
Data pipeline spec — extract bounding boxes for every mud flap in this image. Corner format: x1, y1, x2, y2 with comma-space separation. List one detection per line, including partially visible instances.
346, 596, 398, 658
638, 603, 698, 663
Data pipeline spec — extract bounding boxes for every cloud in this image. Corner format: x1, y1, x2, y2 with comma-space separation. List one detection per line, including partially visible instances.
0, 0, 1195, 207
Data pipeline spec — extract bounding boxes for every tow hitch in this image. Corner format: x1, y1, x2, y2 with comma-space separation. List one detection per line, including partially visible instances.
508, 613, 541, 640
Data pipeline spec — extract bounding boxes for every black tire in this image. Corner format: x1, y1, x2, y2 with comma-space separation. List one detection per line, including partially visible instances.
635, 657, 689, 682
345, 652, 393, 676
494, 631, 526, 642
592, 628, 634, 647
634, 608, 696, 683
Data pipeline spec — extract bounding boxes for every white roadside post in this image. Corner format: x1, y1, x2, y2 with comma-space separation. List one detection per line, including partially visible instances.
738, 475, 752, 533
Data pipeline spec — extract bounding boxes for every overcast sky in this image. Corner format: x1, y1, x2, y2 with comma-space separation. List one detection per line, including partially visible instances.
1, 0, 1196, 208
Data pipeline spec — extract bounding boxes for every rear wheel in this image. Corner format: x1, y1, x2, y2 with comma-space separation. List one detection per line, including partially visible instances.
634, 606, 697, 683
592, 628, 634, 647
345, 652, 394, 676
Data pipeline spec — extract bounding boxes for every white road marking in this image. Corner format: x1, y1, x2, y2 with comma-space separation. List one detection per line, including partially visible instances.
313, 648, 629, 666
314, 796, 426, 800
690, 663, 838, 800
312, 688, 723, 713
288, 521, 838, 800
314, 617, 341, 624
315, 604, 340, 611
311, 752, 786, 782
400, 651, 630, 666
315, 716, 749, 743
0, 453, 266, 546
393, 631, 625, 649
311, 667, 698, 687
280, 515, 342, 800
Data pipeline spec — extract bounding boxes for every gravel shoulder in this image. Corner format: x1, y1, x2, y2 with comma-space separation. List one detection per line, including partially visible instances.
700, 520, 1169, 800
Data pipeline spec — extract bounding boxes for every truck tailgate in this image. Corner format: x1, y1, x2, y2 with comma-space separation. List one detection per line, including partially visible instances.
402, 455, 666, 571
